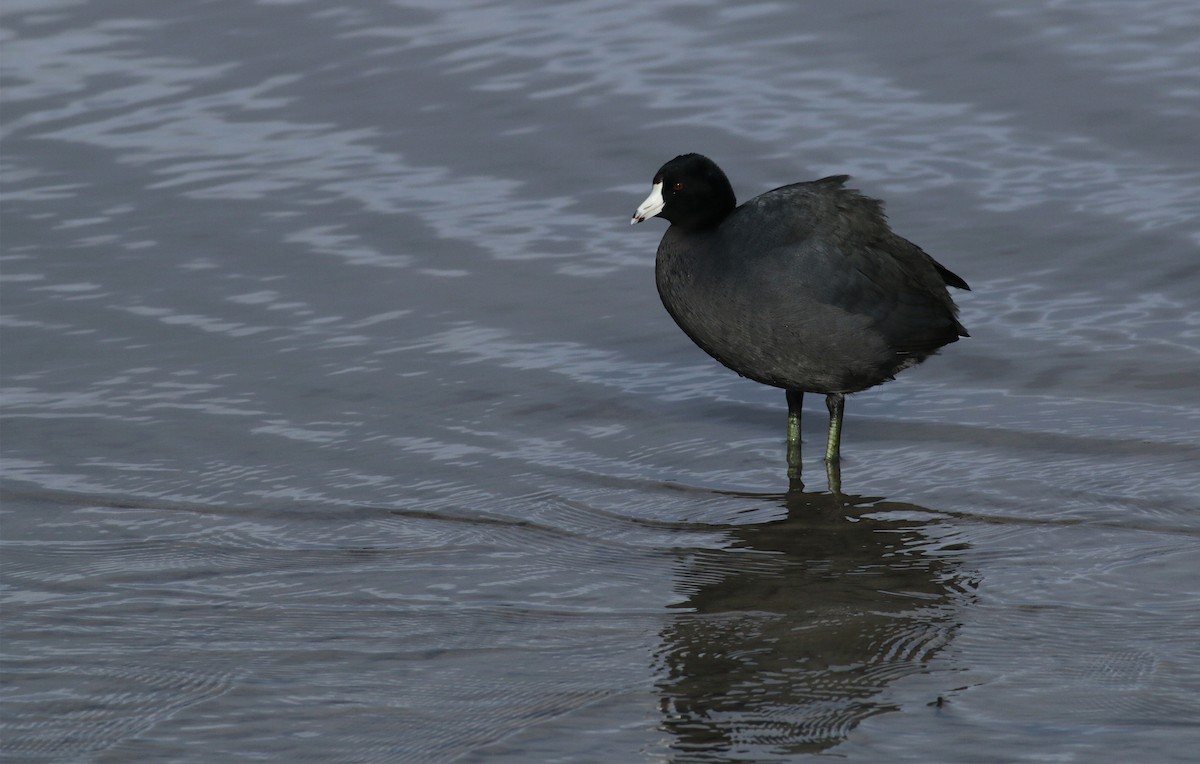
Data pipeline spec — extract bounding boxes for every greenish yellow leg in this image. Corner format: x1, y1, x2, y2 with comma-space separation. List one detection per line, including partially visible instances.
785, 390, 803, 480
824, 455, 842, 495
824, 393, 844, 464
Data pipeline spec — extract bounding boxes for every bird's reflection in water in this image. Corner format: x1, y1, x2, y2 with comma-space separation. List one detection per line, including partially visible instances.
655, 479, 973, 758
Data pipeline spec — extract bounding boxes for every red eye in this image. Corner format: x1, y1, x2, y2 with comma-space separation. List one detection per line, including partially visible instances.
673, 182, 684, 191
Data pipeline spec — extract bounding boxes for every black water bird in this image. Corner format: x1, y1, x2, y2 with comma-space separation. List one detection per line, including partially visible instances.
631, 153, 969, 476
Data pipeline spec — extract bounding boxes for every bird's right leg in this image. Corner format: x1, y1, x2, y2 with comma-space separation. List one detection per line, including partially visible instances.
786, 389, 804, 481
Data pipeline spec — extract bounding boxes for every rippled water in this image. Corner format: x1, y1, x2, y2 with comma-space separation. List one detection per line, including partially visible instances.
3, 1, 1199, 761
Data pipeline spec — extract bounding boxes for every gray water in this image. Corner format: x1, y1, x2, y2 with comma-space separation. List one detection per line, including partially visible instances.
3, 1, 1199, 761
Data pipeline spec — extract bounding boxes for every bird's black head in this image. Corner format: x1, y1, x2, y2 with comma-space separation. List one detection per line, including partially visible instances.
631, 153, 737, 230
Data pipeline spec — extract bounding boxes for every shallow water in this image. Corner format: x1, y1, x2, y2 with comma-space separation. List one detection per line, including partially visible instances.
3, 1, 1199, 761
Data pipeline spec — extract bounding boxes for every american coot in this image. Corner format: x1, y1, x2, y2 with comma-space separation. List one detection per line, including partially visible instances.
631, 153, 969, 477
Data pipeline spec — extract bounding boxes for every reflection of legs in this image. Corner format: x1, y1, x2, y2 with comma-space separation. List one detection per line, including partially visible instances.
785, 389, 803, 481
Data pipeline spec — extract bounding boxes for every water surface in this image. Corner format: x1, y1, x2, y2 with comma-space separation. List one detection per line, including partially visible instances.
3, 1, 1199, 761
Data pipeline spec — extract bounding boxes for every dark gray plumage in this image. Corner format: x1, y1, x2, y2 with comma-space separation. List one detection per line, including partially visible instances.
631, 153, 969, 473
